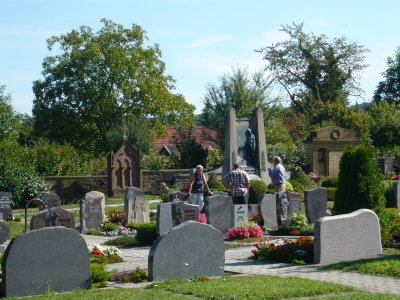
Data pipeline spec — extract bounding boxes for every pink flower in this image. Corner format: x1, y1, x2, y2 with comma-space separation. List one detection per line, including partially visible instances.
199, 214, 207, 224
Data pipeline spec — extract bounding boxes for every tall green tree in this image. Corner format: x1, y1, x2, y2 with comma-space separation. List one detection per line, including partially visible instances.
259, 23, 368, 116
374, 47, 400, 103
32, 19, 195, 155
200, 67, 280, 145
0, 85, 19, 143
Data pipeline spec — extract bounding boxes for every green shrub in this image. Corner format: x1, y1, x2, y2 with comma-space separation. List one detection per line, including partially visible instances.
104, 235, 138, 247
290, 168, 314, 191
384, 182, 396, 208
207, 173, 225, 190
289, 213, 308, 228
333, 145, 386, 215
321, 176, 339, 188
379, 208, 400, 246
249, 180, 268, 204
284, 181, 293, 192
110, 267, 148, 283
91, 263, 109, 288
100, 222, 118, 232
288, 179, 303, 193
128, 221, 157, 245
326, 187, 337, 202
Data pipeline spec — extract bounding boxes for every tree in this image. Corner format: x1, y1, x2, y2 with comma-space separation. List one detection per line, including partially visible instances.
259, 23, 368, 116
374, 47, 400, 103
200, 67, 280, 145
32, 19, 195, 155
0, 85, 19, 143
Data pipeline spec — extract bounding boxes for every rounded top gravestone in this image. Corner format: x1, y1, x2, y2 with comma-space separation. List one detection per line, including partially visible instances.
0, 221, 10, 244
1, 227, 91, 297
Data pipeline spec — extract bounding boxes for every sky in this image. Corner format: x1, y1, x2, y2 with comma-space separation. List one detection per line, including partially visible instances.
1, 0, 399, 115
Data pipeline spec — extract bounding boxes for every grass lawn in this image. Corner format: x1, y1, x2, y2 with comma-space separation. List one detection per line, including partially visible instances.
322, 254, 400, 278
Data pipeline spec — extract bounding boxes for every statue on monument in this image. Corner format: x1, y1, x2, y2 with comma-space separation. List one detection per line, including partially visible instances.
243, 128, 256, 166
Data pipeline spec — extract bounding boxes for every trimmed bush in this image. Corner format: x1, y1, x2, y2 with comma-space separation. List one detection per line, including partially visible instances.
128, 221, 157, 245
384, 182, 396, 208
321, 176, 339, 188
288, 179, 303, 193
284, 181, 293, 192
333, 145, 386, 215
326, 187, 337, 202
290, 168, 314, 191
379, 208, 400, 247
249, 180, 268, 204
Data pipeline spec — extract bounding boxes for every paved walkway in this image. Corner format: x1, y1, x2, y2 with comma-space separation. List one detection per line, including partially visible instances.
82, 235, 400, 295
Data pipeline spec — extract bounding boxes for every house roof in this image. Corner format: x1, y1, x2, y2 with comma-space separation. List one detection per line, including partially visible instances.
154, 125, 219, 152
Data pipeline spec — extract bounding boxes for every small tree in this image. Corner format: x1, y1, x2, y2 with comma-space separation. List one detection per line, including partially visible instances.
333, 145, 385, 214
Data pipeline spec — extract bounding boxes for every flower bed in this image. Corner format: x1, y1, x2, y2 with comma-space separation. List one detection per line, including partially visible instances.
227, 222, 263, 240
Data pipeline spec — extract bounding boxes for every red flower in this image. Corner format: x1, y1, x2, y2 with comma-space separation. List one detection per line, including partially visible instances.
91, 249, 105, 256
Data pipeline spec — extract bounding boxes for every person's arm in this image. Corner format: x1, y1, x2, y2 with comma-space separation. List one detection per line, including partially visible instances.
188, 175, 195, 195
203, 174, 213, 195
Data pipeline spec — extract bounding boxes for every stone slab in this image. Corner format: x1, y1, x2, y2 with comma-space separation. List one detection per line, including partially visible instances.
205, 195, 233, 234
395, 182, 400, 209
314, 209, 382, 265
30, 207, 75, 230
0, 192, 12, 221
124, 187, 149, 224
80, 191, 105, 233
0, 221, 10, 244
304, 187, 328, 223
260, 193, 278, 229
1, 227, 91, 297
148, 221, 225, 281
231, 204, 248, 227
156, 202, 199, 235
39, 193, 61, 210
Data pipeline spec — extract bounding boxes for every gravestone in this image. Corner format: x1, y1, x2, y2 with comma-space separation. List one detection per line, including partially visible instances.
39, 192, 61, 210
149, 221, 225, 281
0, 192, 12, 221
379, 157, 394, 175
156, 202, 200, 235
394, 182, 400, 209
287, 192, 302, 218
304, 187, 328, 223
276, 192, 290, 226
204, 195, 233, 234
260, 193, 278, 229
1, 227, 91, 297
314, 209, 382, 265
80, 191, 105, 233
0, 221, 10, 244
124, 187, 149, 224
173, 176, 190, 190
168, 191, 189, 202
231, 204, 248, 227
30, 207, 75, 230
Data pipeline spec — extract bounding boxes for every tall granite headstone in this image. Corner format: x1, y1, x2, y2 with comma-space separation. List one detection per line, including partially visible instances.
80, 191, 105, 233
30, 207, 75, 230
314, 209, 382, 264
0, 221, 10, 244
39, 193, 61, 210
1, 227, 91, 297
149, 221, 225, 281
394, 181, 400, 209
260, 193, 278, 229
124, 187, 149, 224
231, 204, 248, 227
0, 192, 12, 221
304, 187, 328, 223
205, 195, 233, 234
156, 202, 200, 235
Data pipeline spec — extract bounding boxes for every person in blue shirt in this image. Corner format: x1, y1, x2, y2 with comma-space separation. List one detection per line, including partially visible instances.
268, 156, 286, 192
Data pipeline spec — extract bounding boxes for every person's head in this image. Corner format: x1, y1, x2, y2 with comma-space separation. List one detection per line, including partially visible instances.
233, 163, 240, 169
273, 156, 282, 166
195, 165, 203, 174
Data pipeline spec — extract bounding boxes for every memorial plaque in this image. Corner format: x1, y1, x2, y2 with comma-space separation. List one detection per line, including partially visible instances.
0, 192, 12, 221
231, 204, 248, 227
30, 207, 75, 230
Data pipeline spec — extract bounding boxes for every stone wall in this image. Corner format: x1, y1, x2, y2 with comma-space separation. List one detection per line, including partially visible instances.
43, 176, 108, 203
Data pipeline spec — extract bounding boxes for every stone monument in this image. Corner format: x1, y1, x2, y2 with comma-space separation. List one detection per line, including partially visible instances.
80, 191, 105, 233
223, 108, 270, 183
39, 192, 61, 210
0, 192, 12, 221
124, 187, 149, 224
304, 187, 328, 223
30, 207, 75, 230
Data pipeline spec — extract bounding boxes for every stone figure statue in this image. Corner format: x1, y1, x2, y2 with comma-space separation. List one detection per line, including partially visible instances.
243, 128, 256, 166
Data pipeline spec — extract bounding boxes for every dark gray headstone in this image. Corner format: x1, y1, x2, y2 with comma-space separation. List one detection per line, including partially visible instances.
260, 193, 278, 229
205, 195, 233, 234
394, 182, 400, 209
0, 221, 10, 244
149, 221, 225, 281
1, 227, 91, 297
276, 192, 290, 226
379, 158, 394, 175
231, 204, 248, 227
304, 187, 328, 223
80, 191, 105, 233
287, 192, 302, 220
156, 202, 199, 235
30, 207, 75, 230
168, 191, 189, 202
124, 187, 149, 224
173, 176, 190, 189
0, 192, 12, 221
39, 193, 61, 210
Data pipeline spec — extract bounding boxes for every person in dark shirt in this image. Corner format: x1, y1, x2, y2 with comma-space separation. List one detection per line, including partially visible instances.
188, 165, 213, 210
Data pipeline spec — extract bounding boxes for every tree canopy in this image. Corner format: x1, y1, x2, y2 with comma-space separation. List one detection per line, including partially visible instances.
32, 19, 195, 155
374, 47, 400, 103
259, 23, 368, 116
0, 85, 19, 143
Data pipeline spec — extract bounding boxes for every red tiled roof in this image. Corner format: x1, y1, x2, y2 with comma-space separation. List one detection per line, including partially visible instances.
154, 126, 219, 152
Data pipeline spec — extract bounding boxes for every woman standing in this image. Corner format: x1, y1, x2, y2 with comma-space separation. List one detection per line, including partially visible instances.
188, 165, 213, 211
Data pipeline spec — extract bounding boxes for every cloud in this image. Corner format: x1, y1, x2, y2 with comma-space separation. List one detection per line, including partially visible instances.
186, 35, 234, 48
